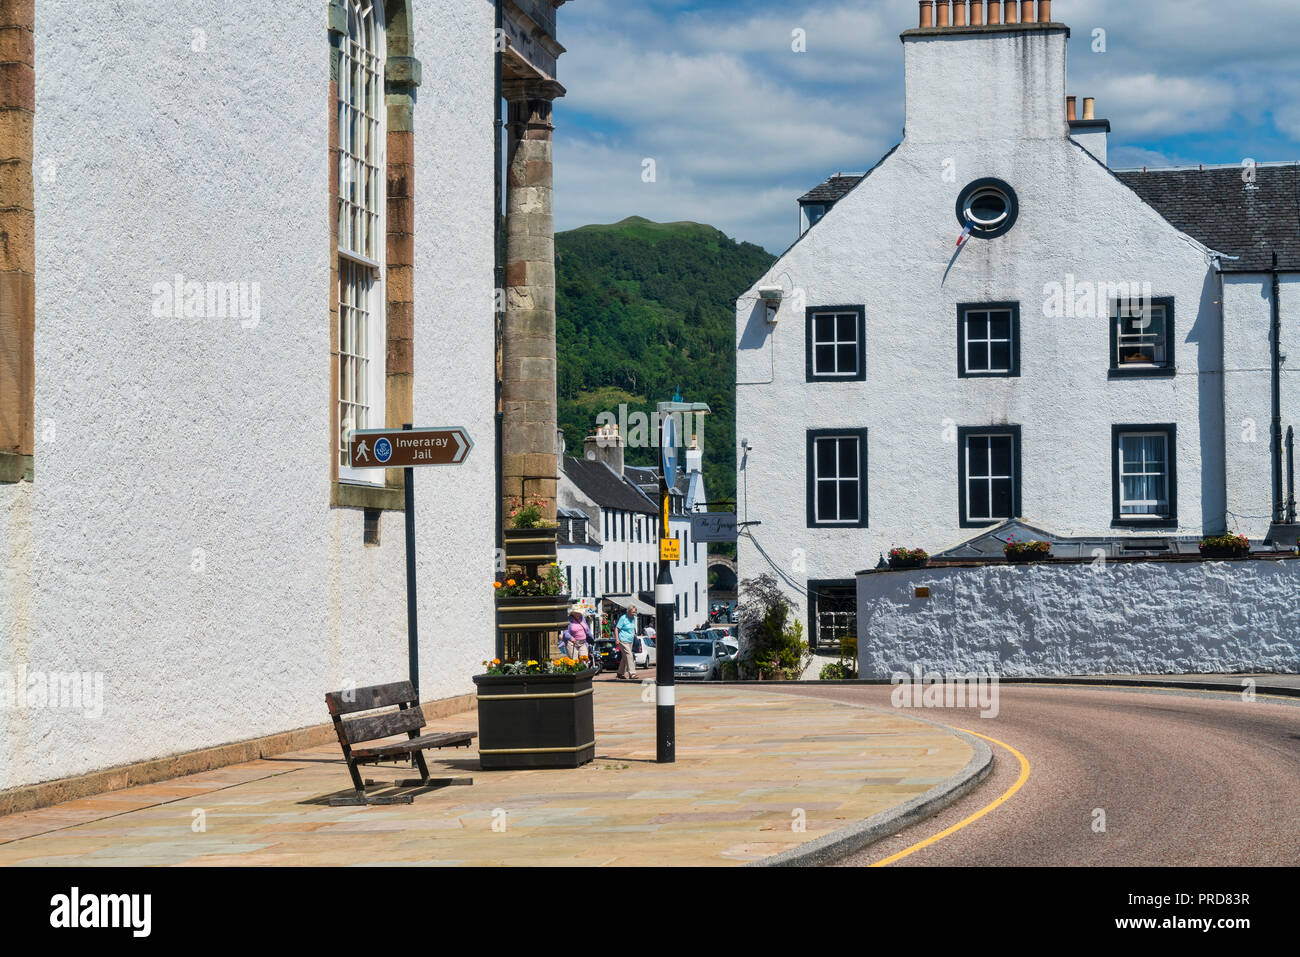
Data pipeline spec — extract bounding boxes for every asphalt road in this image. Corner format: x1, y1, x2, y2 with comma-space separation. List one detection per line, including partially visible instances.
772, 682, 1300, 866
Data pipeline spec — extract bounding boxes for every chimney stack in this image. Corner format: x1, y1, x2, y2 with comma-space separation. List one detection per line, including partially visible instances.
918, 0, 933, 28
953, 1, 967, 26
936, 1, 950, 27
584, 423, 625, 477
1003, 1, 1018, 24
1066, 95, 1077, 120
1021, 0, 1035, 22
1038, 0, 1052, 20
970, 1, 984, 25
1083, 96, 1095, 120
987, 0, 1001, 24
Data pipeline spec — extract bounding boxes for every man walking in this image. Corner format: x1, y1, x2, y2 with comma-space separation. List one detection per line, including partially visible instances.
616, 605, 638, 680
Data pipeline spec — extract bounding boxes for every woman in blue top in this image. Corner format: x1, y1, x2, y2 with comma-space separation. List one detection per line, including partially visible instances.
615, 606, 638, 680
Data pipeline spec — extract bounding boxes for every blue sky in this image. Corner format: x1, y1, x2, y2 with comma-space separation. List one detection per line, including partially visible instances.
551, 0, 1300, 253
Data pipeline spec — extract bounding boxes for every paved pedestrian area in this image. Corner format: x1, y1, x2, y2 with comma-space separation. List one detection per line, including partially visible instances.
0, 686, 974, 866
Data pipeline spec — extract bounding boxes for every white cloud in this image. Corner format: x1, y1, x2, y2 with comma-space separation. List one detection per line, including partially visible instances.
552, 0, 1300, 252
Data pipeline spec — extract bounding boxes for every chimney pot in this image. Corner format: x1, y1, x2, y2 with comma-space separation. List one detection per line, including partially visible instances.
936, 1, 950, 27
918, 0, 934, 28
970, 1, 984, 26
1021, 0, 1035, 22
1003, 1, 1018, 24
1038, 0, 1052, 21
1066, 95, 1077, 121
953, 1, 968, 26
1083, 97, 1096, 120
987, 1, 1001, 24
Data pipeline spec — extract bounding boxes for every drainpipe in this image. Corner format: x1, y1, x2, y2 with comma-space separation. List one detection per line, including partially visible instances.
494, 0, 505, 658
1271, 252, 1284, 524
1287, 427, 1296, 525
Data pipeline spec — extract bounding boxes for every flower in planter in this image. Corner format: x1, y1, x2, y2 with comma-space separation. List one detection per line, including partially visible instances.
483, 656, 591, 676
1198, 533, 1250, 556
888, 546, 930, 567
506, 496, 560, 530
1004, 540, 1053, 560
494, 564, 568, 598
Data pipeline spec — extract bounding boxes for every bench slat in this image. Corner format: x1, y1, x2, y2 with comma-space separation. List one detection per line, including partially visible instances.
351, 730, 477, 760
341, 705, 426, 745
325, 681, 417, 716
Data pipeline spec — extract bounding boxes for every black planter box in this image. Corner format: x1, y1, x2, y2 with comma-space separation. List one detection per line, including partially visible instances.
1199, 547, 1250, 560
495, 593, 570, 631
472, 669, 597, 770
503, 527, 558, 567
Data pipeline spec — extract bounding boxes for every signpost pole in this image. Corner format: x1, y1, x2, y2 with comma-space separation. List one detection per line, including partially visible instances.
346, 423, 473, 703
656, 410, 675, 764
402, 423, 419, 699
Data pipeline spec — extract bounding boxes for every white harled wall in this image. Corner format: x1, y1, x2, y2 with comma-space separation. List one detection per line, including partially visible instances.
0, 0, 497, 793
857, 560, 1300, 677
736, 25, 1222, 625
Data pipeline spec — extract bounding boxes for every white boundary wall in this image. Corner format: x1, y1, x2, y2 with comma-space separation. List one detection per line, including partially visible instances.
856, 560, 1300, 677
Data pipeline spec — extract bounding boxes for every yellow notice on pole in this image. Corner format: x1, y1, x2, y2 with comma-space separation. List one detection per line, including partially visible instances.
660, 538, 680, 561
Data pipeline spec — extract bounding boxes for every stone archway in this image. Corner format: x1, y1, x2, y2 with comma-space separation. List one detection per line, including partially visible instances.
707, 556, 738, 603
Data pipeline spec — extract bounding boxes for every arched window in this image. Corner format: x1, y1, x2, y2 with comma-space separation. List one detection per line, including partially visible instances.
337, 0, 385, 479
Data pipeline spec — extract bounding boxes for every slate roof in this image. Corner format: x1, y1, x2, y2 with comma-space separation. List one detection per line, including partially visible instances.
561, 457, 657, 515
797, 173, 864, 206
1115, 164, 1300, 272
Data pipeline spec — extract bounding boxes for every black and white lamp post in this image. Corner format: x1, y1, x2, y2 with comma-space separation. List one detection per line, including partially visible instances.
655, 398, 710, 764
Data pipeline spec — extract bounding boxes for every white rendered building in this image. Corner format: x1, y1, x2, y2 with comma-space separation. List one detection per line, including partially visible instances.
736, 3, 1299, 649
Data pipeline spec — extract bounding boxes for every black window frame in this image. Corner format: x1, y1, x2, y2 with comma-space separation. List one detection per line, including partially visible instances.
957, 425, 1023, 528
805, 305, 867, 382
1111, 423, 1178, 527
1109, 296, 1175, 379
957, 301, 1021, 378
805, 428, 869, 529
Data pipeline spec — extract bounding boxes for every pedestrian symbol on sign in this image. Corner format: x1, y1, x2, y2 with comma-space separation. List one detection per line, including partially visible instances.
375, 438, 393, 463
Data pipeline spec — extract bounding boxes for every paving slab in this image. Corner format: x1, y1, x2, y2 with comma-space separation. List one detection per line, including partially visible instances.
0, 685, 979, 867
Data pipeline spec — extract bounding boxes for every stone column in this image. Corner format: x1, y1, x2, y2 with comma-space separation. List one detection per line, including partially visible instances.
384, 55, 420, 489
501, 80, 562, 523
0, 0, 34, 483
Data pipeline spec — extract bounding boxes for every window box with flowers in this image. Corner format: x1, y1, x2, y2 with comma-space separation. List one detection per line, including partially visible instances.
888, 547, 929, 570
1004, 540, 1052, 563
1199, 533, 1251, 560
472, 656, 596, 770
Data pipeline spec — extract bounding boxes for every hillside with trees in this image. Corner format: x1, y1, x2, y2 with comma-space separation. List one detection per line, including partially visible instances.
554, 216, 775, 513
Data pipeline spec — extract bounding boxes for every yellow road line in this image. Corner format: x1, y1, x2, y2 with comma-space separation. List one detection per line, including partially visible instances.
870, 728, 1030, 867
1023, 681, 1298, 703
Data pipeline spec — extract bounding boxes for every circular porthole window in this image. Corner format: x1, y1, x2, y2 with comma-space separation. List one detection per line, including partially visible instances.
956, 178, 1018, 239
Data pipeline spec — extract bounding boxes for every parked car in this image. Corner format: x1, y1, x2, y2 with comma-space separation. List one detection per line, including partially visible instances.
633, 634, 657, 668
703, 627, 738, 659
594, 638, 619, 671
673, 636, 729, 681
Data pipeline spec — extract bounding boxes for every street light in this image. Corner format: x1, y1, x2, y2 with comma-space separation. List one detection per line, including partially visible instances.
654, 398, 710, 764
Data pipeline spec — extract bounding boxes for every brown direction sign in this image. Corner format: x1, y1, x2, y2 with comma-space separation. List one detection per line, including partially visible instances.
348, 427, 473, 468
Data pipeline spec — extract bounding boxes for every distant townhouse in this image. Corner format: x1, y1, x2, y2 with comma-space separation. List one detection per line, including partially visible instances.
557, 424, 710, 633
735, 1, 1299, 650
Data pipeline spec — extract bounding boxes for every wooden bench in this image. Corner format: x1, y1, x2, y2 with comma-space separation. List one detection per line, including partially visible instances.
324, 681, 476, 806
